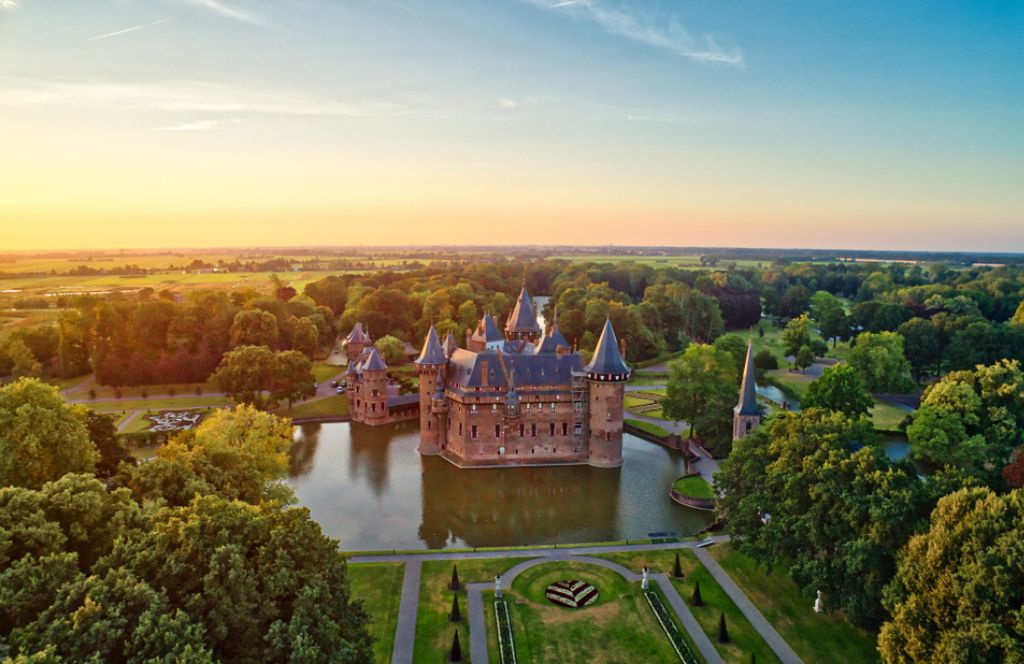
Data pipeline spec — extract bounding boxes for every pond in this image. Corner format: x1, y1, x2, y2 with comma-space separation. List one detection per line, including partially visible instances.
288, 422, 713, 551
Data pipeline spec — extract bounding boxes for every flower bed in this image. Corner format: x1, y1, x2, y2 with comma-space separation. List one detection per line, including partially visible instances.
544, 580, 599, 608
145, 409, 205, 432
494, 599, 517, 664
644, 591, 699, 664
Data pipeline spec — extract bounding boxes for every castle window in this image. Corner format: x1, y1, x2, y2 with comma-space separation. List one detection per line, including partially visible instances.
471, 404, 477, 413
531, 423, 537, 437
471, 425, 478, 439
371, 403, 376, 412
427, 421, 431, 430
495, 424, 501, 437
551, 403, 556, 411
607, 411, 611, 421
606, 431, 611, 441
562, 422, 568, 436
746, 421, 752, 432
519, 423, 525, 437
549, 423, 555, 436
458, 422, 463, 436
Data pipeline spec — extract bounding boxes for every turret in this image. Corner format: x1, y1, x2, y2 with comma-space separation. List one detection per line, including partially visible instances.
733, 337, 761, 440
343, 322, 371, 364
414, 324, 446, 455
505, 286, 542, 343
360, 347, 389, 425
584, 318, 630, 468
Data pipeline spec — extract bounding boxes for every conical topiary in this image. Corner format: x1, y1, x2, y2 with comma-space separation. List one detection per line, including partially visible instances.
751, 654, 757, 664
449, 564, 460, 591
673, 552, 683, 578
449, 630, 462, 662
692, 581, 704, 607
449, 593, 461, 622
718, 613, 730, 643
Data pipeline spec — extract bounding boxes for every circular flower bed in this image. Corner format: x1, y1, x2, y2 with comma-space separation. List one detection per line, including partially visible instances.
544, 579, 599, 608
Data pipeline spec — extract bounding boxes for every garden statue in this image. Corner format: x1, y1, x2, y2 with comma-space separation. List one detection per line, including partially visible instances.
641, 566, 649, 590
814, 590, 823, 613
495, 574, 503, 598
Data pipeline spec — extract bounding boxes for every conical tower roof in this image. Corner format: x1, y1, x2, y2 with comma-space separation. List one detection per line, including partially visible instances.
415, 325, 447, 365
344, 322, 371, 345
735, 337, 759, 415
584, 318, 630, 379
505, 287, 541, 335
362, 346, 388, 372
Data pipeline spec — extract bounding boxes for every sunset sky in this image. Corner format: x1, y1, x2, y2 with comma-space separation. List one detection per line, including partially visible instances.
1, 1, 1022, 251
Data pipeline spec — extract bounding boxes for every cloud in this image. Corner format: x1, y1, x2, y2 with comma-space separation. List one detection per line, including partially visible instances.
498, 97, 517, 109
176, 0, 266, 26
90, 18, 172, 41
0, 0, 19, 10
522, 0, 743, 66
155, 118, 243, 131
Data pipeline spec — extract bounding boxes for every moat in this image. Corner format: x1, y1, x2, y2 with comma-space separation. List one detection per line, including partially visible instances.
288, 421, 713, 551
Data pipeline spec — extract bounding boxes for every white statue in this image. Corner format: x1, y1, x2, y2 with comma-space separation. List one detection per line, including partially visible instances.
641, 566, 650, 590
813, 590, 823, 614
495, 574, 503, 598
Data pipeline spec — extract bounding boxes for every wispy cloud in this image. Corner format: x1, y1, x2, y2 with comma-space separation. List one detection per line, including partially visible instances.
177, 0, 266, 26
0, 0, 19, 11
522, 0, 743, 66
90, 18, 172, 42
498, 97, 517, 110
155, 117, 243, 131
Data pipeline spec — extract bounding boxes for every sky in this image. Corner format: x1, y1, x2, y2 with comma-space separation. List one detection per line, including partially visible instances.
0, 1, 1022, 252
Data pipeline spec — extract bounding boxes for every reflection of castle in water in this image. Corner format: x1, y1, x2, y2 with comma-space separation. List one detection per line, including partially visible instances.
417, 453, 623, 549
346, 420, 416, 498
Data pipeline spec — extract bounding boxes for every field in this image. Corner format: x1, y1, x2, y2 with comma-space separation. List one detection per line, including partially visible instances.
274, 394, 349, 420
549, 254, 767, 270
707, 545, 880, 664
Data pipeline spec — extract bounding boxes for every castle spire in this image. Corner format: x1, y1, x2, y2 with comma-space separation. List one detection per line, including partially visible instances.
584, 318, 631, 379
505, 285, 542, 337
735, 337, 758, 415
415, 324, 446, 365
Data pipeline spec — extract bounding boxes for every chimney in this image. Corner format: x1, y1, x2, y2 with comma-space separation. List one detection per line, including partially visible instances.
619, 338, 627, 360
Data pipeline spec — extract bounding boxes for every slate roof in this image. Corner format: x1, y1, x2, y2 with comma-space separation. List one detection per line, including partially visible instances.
362, 347, 388, 372
584, 319, 630, 378
386, 394, 419, 408
536, 310, 570, 354
344, 322, 371, 345
735, 338, 759, 416
442, 331, 458, 356
474, 313, 504, 343
505, 287, 542, 334
447, 349, 582, 389
414, 325, 447, 365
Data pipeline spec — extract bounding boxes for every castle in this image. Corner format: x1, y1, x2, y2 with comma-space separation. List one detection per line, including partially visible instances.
344, 287, 631, 468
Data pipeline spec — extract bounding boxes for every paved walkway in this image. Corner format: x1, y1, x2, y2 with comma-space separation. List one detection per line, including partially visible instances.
390, 560, 421, 664
353, 536, 802, 664
694, 548, 803, 664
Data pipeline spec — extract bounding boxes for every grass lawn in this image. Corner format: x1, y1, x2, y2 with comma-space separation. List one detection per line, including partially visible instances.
871, 401, 910, 432
625, 418, 671, 438
312, 362, 344, 384
349, 562, 405, 664
624, 394, 657, 409
504, 560, 687, 663
673, 476, 714, 500
274, 394, 349, 420
75, 381, 218, 400
120, 413, 153, 434
765, 370, 813, 401
708, 545, 879, 664
595, 549, 777, 664
413, 557, 533, 664
85, 396, 231, 412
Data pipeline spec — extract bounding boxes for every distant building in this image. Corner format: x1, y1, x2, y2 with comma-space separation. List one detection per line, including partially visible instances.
733, 338, 761, 440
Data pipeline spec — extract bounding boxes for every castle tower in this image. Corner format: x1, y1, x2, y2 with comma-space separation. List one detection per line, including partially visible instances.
343, 322, 371, 364
414, 324, 447, 455
584, 318, 631, 468
505, 286, 542, 343
733, 337, 761, 440
360, 347, 389, 425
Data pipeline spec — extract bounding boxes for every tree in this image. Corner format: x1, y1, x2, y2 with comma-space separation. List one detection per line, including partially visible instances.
449, 629, 463, 662
781, 314, 812, 358
907, 360, 1024, 485
85, 410, 134, 478
1004, 448, 1024, 488
212, 345, 278, 409
229, 309, 279, 349
715, 409, 937, 629
802, 365, 873, 418
793, 345, 815, 373
662, 345, 738, 455
810, 291, 848, 348
374, 335, 406, 364
292, 316, 320, 359
847, 332, 914, 393
1013, 300, 1024, 326
879, 488, 1024, 663
3, 337, 42, 378
897, 317, 941, 382
274, 350, 315, 408
713, 335, 748, 383
679, 289, 725, 344
0, 379, 97, 489
753, 350, 778, 380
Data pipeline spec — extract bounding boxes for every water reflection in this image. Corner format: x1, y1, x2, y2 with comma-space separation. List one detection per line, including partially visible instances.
288, 422, 713, 551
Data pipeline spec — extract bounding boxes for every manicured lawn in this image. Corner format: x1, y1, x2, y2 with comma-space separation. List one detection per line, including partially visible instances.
504, 561, 686, 663
274, 394, 349, 420
625, 418, 671, 438
765, 370, 813, 400
596, 549, 779, 664
312, 362, 344, 384
413, 557, 533, 664
85, 397, 231, 412
73, 380, 218, 400
349, 562, 405, 664
708, 545, 879, 664
673, 475, 714, 500
870, 401, 910, 432
624, 394, 657, 409
120, 413, 153, 434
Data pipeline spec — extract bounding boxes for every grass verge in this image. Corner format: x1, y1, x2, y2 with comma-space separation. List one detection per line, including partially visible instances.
349, 562, 405, 664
